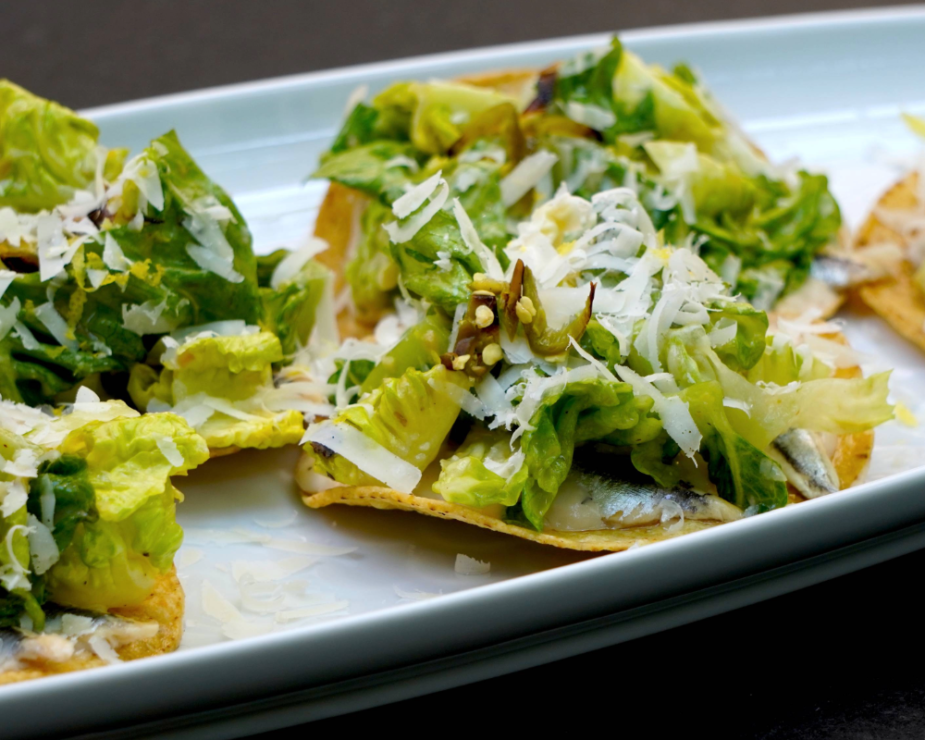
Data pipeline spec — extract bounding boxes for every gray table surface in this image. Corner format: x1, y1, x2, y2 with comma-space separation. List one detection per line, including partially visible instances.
3, 2, 924, 738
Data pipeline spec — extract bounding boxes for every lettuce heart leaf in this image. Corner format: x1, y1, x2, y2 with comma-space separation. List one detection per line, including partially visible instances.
389, 209, 484, 312
313, 141, 423, 205
344, 200, 401, 323
433, 427, 527, 508
129, 331, 304, 451
0, 80, 102, 212
260, 256, 331, 358
57, 412, 208, 522
311, 365, 469, 487
680, 381, 788, 512
43, 485, 183, 611
519, 376, 656, 530
0, 126, 262, 405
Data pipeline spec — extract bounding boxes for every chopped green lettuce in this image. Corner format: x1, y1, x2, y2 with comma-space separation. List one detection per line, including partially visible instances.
0, 429, 45, 628
547, 39, 842, 301
313, 141, 422, 205
433, 427, 527, 508
404, 81, 520, 155
681, 381, 788, 512
0, 80, 106, 212
389, 210, 483, 312
57, 412, 208, 521
706, 301, 769, 372
40, 412, 207, 611
0, 126, 262, 405
344, 200, 400, 322
260, 255, 330, 357
691, 334, 893, 450
519, 376, 653, 530
1, 406, 208, 623
128, 331, 305, 451
359, 310, 450, 394
311, 365, 468, 487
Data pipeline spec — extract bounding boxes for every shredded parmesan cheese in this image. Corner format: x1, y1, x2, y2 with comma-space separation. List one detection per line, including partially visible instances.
454, 554, 491, 575
302, 421, 422, 493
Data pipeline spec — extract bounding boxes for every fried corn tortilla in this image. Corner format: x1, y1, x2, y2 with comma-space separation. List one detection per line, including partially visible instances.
0, 568, 184, 685
301, 425, 871, 553
309, 148, 874, 553
306, 65, 874, 552
855, 171, 925, 351
299, 324, 873, 553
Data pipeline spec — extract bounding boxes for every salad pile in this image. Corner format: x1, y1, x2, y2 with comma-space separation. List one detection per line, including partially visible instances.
314, 37, 842, 326
0, 82, 330, 633
1, 390, 207, 629
299, 178, 890, 532
0, 34, 897, 658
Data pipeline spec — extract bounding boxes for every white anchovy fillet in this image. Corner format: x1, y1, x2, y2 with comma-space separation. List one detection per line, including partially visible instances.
809, 255, 875, 289
769, 428, 839, 499
544, 464, 741, 532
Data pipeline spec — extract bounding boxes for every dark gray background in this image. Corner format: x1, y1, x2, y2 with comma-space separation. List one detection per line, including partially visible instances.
4, 2, 923, 738
0, 0, 920, 109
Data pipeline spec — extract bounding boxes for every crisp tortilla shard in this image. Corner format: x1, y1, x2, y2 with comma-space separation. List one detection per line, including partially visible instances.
855, 171, 925, 351
0, 567, 184, 685
300, 427, 871, 553
303, 486, 717, 552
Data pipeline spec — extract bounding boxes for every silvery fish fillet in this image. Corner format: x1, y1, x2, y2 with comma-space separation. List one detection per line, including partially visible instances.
585, 473, 741, 526
544, 460, 742, 531
770, 428, 839, 499
810, 255, 875, 288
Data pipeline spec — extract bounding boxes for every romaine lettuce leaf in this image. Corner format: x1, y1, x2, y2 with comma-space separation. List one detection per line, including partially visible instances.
613, 50, 721, 149
344, 200, 400, 323
406, 81, 520, 155
260, 256, 330, 358
313, 141, 423, 205
35, 413, 206, 612
644, 141, 755, 218
681, 381, 788, 512
746, 336, 833, 385
0, 502, 43, 629
448, 160, 510, 255
166, 332, 281, 399
57, 412, 208, 522
695, 171, 842, 304
706, 301, 769, 372
43, 485, 183, 611
359, 309, 450, 394
695, 338, 893, 450
548, 38, 841, 302
0, 407, 206, 619
0, 128, 262, 405
519, 376, 651, 530
311, 365, 469, 487
0, 80, 105, 212
389, 209, 483, 312
28, 454, 95, 553
433, 427, 527, 508
129, 331, 305, 451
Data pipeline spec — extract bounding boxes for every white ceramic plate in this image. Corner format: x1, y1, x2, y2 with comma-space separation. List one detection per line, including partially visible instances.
7, 7, 925, 739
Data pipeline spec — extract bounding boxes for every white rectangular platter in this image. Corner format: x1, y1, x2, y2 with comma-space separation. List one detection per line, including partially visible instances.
7, 8, 925, 739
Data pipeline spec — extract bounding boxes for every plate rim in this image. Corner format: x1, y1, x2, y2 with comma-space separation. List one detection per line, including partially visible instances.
79, 5, 925, 120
